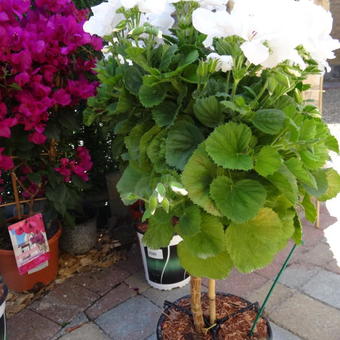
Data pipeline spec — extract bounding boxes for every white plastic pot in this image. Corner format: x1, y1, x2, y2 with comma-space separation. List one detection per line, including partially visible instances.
0, 281, 7, 340
137, 231, 190, 290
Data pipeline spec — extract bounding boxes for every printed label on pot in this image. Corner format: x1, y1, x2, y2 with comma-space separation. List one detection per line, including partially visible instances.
147, 248, 163, 260
8, 214, 50, 276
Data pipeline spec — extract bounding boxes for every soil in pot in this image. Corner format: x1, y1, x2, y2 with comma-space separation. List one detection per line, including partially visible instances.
159, 293, 270, 340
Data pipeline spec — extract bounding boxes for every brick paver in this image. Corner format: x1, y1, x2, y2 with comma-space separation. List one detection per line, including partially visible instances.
302, 269, 340, 309
246, 282, 295, 314
68, 265, 131, 296
270, 293, 340, 340
86, 282, 136, 320
58, 322, 110, 340
95, 295, 161, 340
7, 309, 60, 340
124, 270, 151, 294
29, 280, 99, 324
278, 264, 320, 289
270, 323, 302, 340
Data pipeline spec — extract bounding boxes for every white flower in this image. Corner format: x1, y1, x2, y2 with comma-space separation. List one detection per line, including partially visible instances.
207, 53, 233, 72
240, 41, 269, 66
83, 0, 124, 37
120, 0, 139, 8
141, 3, 175, 35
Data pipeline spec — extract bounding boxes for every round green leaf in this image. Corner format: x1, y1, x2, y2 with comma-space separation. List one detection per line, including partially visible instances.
184, 214, 225, 259
182, 144, 220, 216
205, 122, 253, 170
139, 84, 167, 108
178, 242, 233, 279
193, 96, 223, 128
225, 208, 286, 272
252, 109, 286, 135
210, 177, 266, 223
285, 158, 317, 189
177, 205, 201, 237
152, 101, 178, 127
143, 210, 175, 249
319, 168, 340, 201
165, 120, 204, 170
255, 146, 282, 177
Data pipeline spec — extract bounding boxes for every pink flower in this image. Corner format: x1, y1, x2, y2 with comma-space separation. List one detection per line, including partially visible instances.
52, 89, 71, 106
0, 148, 14, 170
0, 118, 17, 138
28, 131, 47, 144
15, 72, 30, 87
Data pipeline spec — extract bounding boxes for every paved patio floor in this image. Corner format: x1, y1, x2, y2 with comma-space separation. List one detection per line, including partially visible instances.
6, 84, 340, 340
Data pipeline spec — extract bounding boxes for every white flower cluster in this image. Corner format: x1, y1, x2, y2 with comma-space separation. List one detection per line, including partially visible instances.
84, 0, 339, 71
193, 0, 340, 71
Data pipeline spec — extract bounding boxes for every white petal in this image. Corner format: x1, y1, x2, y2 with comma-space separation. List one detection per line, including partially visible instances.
120, 0, 138, 8
240, 40, 269, 65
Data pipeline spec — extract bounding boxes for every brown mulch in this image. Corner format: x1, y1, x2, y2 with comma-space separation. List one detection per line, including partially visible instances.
161, 294, 269, 340
5, 229, 126, 318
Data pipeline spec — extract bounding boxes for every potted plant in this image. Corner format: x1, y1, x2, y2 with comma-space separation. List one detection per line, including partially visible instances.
0, 275, 8, 340
0, 0, 102, 291
84, 0, 340, 337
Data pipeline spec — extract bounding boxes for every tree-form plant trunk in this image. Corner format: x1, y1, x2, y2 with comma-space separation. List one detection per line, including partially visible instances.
208, 279, 216, 325
191, 276, 205, 333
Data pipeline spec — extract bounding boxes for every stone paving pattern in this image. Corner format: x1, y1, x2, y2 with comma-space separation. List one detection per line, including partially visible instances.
6, 86, 340, 339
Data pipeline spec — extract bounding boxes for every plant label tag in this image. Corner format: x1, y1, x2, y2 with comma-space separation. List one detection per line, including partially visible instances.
8, 214, 50, 276
147, 248, 163, 259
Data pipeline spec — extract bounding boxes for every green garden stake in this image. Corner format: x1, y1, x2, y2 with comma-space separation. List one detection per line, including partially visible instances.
249, 244, 297, 337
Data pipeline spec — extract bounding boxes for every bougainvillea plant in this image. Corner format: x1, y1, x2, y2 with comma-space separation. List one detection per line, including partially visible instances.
0, 0, 102, 227
84, 0, 340, 334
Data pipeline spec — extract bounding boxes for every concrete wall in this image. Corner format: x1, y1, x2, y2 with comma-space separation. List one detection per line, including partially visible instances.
330, 0, 340, 64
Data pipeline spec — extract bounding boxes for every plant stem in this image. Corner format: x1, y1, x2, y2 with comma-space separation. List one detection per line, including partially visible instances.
191, 277, 205, 334
208, 279, 216, 325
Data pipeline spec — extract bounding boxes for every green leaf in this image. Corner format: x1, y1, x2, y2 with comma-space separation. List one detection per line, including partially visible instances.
177, 205, 201, 237
319, 168, 340, 201
225, 208, 286, 272
292, 214, 303, 245
147, 131, 167, 173
285, 158, 317, 189
267, 166, 298, 204
326, 135, 339, 153
182, 144, 220, 216
205, 122, 253, 170
300, 144, 329, 170
160, 44, 178, 71
210, 177, 266, 223
162, 50, 199, 78
178, 242, 233, 279
255, 146, 282, 177
117, 164, 152, 204
302, 193, 317, 223
83, 109, 96, 127
165, 120, 204, 170
143, 210, 175, 249
152, 101, 178, 127
139, 126, 161, 164
183, 214, 225, 259
125, 124, 149, 161
303, 169, 328, 198
125, 47, 160, 75
123, 65, 144, 95
252, 109, 286, 135
139, 83, 167, 108
193, 96, 223, 128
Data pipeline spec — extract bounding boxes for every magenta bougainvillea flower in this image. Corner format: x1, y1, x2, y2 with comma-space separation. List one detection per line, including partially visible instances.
0, 0, 102, 172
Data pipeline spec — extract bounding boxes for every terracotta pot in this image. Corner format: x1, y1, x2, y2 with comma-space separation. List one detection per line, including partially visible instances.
0, 228, 62, 292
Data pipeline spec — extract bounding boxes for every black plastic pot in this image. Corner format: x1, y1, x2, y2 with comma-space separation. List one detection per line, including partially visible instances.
0, 278, 8, 340
156, 293, 273, 340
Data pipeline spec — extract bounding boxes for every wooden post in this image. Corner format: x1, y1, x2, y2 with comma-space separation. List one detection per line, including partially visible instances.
191, 277, 205, 333
208, 279, 216, 325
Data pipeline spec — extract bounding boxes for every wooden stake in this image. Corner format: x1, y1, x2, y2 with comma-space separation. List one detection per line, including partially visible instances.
208, 279, 216, 325
191, 277, 205, 334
